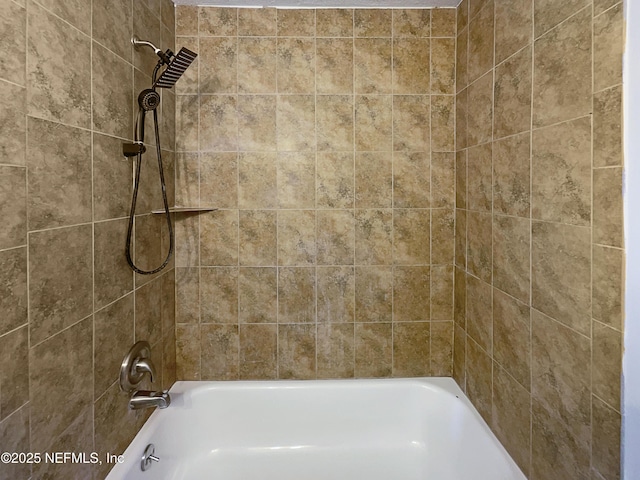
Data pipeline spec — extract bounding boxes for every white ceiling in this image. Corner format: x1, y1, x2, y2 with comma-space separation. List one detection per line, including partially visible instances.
173, 0, 460, 8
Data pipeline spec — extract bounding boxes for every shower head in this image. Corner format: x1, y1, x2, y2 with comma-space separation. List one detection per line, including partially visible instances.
153, 47, 197, 89
138, 89, 160, 111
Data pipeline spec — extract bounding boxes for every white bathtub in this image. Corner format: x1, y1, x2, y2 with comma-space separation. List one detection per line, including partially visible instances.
106, 378, 525, 480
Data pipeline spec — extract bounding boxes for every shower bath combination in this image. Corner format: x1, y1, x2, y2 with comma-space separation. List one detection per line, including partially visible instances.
123, 36, 197, 275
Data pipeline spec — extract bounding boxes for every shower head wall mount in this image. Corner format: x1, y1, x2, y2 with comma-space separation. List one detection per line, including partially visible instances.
131, 35, 173, 65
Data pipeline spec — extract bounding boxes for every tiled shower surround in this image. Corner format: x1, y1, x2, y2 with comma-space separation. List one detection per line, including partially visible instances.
173, 7, 458, 380
454, 0, 624, 479
0, 0, 177, 479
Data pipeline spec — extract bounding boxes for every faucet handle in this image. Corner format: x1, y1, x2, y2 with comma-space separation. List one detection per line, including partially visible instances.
120, 341, 155, 392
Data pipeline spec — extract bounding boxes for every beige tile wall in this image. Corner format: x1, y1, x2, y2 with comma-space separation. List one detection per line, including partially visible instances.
173, 6, 457, 381
0, 1, 177, 479
454, 0, 624, 479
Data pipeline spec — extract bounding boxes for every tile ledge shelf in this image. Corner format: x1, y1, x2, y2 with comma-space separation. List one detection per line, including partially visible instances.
151, 206, 219, 214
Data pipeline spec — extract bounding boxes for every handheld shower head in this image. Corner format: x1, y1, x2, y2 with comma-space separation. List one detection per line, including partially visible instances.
138, 89, 160, 111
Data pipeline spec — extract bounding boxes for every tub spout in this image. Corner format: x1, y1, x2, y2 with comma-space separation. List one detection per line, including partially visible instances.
129, 390, 171, 410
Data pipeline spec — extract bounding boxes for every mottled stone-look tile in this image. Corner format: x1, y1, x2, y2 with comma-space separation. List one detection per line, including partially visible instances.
133, 0, 160, 76
431, 95, 454, 152
0, 166, 25, 252
135, 279, 162, 347
466, 274, 492, 353
94, 294, 134, 399
239, 324, 277, 379
238, 7, 276, 36
531, 221, 590, 335
200, 152, 238, 208
593, 167, 623, 248
238, 267, 277, 324
532, 116, 591, 226
318, 267, 355, 323
393, 151, 430, 208
355, 323, 392, 378
355, 95, 392, 151
176, 6, 197, 35
277, 9, 314, 36
175, 215, 200, 268
393, 209, 430, 265
467, 72, 493, 147
29, 225, 92, 345
277, 95, 315, 151
199, 95, 238, 151
355, 266, 392, 323
0, 247, 27, 337
456, 28, 468, 93
316, 9, 353, 37
431, 8, 455, 36
176, 324, 200, 380
238, 152, 277, 209
492, 364, 531, 476
534, 0, 589, 38
469, 0, 490, 19
30, 318, 92, 452
354, 9, 391, 37
93, 133, 132, 221
494, 46, 532, 139
493, 215, 530, 303
0, 80, 26, 165
457, 0, 469, 31
431, 207, 453, 263
468, 0, 494, 83
493, 289, 530, 390
239, 210, 277, 266
278, 267, 315, 323
532, 396, 590, 479
467, 211, 492, 283
94, 219, 133, 310
199, 37, 237, 94
453, 324, 466, 387
393, 322, 430, 377
593, 245, 623, 330
393, 9, 430, 37
593, 321, 621, 410
277, 152, 315, 208
200, 210, 239, 266
355, 152, 392, 208
37, 0, 90, 33
456, 150, 467, 209
201, 324, 239, 380
28, 2, 91, 127
199, 7, 237, 36
316, 95, 354, 151
0, 406, 30, 479
431, 38, 455, 95
176, 267, 199, 323
393, 38, 429, 94
238, 95, 276, 151
278, 210, 316, 266
355, 39, 392, 94
176, 95, 199, 151
532, 309, 591, 441
430, 322, 453, 375
594, 85, 622, 168
493, 132, 531, 218
454, 267, 466, 328
317, 152, 354, 209
27, 118, 91, 231
495, 0, 532, 64
466, 337, 492, 423
201, 267, 238, 324
277, 38, 315, 94
134, 214, 163, 286
0, 0, 26, 86
467, 143, 492, 212
592, 396, 621, 480
429, 155, 454, 209
316, 38, 353, 94
455, 209, 467, 269
393, 266, 430, 322
317, 210, 355, 266
393, 95, 431, 152
355, 209, 392, 265
533, 8, 591, 128
317, 323, 355, 379
279, 324, 316, 379
431, 265, 453, 321
238, 38, 276, 93
0, 325, 27, 419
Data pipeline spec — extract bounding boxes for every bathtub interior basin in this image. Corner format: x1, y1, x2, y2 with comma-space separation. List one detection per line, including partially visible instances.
106, 378, 526, 480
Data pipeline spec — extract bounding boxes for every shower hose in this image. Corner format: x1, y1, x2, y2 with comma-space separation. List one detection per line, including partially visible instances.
125, 63, 174, 275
